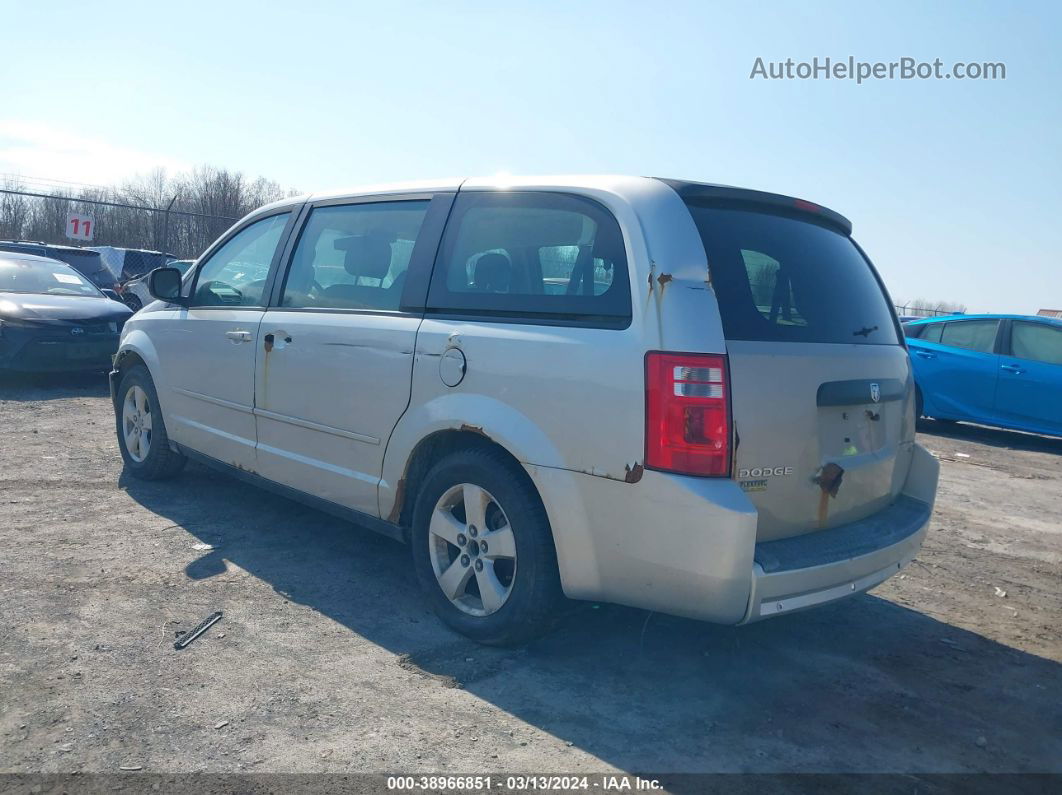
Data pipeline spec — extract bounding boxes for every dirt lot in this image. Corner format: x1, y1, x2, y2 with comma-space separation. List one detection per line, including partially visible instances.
0, 372, 1059, 775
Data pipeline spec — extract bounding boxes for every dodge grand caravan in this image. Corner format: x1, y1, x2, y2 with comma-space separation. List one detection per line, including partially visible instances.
110, 176, 939, 644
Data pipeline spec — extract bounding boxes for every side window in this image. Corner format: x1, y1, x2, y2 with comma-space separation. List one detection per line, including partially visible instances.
939, 320, 998, 353
1011, 321, 1062, 365
193, 213, 290, 306
426, 191, 630, 323
918, 323, 944, 343
281, 201, 429, 311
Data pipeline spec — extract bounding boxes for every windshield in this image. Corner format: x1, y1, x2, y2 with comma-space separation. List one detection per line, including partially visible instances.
0, 257, 102, 297
684, 202, 900, 345
171, 259, 195, 275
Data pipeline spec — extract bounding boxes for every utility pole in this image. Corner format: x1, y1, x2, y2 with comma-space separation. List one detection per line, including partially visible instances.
161, 195, 177, 254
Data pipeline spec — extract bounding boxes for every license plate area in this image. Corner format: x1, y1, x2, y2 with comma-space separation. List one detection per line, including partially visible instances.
817, 404, 887, 458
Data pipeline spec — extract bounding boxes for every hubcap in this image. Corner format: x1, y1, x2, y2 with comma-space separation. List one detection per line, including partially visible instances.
428, 483, 517, 617
122, 385, 152, 463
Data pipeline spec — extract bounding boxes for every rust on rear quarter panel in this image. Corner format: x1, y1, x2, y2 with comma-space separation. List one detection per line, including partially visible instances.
624, 462, 644, 483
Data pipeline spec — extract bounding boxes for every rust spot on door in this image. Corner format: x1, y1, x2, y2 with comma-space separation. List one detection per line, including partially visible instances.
656, 272, 673, 287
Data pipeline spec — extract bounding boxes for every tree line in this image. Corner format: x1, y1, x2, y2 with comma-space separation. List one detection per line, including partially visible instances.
0, 167, 293, 259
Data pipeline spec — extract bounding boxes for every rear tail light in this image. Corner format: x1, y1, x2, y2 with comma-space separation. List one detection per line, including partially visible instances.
645, 352, 731, 477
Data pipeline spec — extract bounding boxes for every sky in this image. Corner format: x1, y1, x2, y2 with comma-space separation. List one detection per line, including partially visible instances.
1, 0, 1059, 313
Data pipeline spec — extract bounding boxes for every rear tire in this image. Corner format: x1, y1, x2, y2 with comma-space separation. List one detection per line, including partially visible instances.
124, 294, 143, 312
115, 365, 186, 480
410, 446, 562, 646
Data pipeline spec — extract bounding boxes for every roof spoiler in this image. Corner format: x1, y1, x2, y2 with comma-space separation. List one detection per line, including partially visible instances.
656, 178, 853, 236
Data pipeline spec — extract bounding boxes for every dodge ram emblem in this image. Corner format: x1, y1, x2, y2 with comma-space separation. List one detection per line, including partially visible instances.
870, 382, 880, 403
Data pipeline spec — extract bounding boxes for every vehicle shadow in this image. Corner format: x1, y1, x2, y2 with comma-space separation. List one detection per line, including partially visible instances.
0, 370, 111, 402
918, 418, 1062, 456
120, 463, 1062, 773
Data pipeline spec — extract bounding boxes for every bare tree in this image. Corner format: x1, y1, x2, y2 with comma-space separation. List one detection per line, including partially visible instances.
0, 178, 30, 239
0, 166, 293, 258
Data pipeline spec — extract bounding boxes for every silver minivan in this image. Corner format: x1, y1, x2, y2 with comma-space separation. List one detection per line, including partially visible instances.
110, 176, 939, 644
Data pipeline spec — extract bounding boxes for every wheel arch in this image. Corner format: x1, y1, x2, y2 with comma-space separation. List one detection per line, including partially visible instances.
385, 428, 545, 540
380, 393, 568, 526
111, 332, 163, 411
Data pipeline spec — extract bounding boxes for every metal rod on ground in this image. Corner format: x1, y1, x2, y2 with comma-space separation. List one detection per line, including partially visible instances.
173, 611, 223, 650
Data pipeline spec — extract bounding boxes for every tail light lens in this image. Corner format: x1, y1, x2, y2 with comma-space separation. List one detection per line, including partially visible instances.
645, 352, 731, 477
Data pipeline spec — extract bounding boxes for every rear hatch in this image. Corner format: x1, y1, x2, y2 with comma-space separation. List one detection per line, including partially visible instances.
682, 198, 916, 542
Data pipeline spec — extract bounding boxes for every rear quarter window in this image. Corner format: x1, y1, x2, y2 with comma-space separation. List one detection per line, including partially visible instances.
683, 203, 899, 345
426, 191, 630, 326
913, 322, 944, 343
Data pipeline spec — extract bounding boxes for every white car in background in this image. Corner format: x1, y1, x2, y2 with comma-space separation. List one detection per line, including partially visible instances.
119, 259, 194, 311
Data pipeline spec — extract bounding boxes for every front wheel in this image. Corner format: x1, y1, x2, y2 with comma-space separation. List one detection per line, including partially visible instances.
411, 447, 562, 645
124, 293, 143, 312
115, 365, 186, 479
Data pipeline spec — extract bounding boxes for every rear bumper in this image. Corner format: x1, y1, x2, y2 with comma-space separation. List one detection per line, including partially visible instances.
527, 442, 938, 624
740, 494, 929, 623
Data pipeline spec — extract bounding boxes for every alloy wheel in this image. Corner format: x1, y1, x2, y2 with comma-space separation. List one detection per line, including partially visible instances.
427, 483, 517, 616
122, 385, 153, 462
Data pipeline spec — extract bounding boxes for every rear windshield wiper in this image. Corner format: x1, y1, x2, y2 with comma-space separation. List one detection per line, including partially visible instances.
853, 325, 879, 338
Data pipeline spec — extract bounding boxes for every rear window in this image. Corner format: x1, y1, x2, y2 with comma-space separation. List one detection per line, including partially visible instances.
684, 203, 899, 345
48, 248, 107, 275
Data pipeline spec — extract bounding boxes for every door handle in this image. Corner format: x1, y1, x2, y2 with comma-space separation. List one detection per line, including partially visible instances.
1001, 364, 1026, 374
914, 351, 936, 359
225, 330, 253, 343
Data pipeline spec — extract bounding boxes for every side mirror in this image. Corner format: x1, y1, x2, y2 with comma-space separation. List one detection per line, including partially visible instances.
148, 267, 186, 304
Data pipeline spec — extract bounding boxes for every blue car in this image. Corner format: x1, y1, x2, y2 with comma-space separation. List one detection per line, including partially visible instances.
905, 314, 1062, 437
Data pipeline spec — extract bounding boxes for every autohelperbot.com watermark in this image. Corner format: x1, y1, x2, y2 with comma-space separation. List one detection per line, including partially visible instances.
750, 56, 1006, 83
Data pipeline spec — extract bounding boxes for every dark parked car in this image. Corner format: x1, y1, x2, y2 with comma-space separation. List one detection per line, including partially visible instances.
905, 314, 1062, 437
0, 241, 120, 294
0, 252, 132, 372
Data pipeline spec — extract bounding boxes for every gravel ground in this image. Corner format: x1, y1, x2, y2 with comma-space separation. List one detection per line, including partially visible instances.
0, 372, 1059, 775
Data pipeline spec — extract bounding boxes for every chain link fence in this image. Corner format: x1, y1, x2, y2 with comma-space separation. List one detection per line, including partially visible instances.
0, 169, 290, 261
0, 187, 237, 260
894, 303, 967, 318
